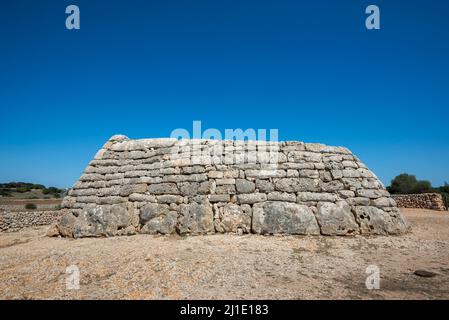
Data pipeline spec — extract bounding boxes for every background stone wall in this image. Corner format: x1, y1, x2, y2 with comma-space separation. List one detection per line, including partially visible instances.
392, 193, 447, 211
56, 135, 409, 238
0, 210, 64, 232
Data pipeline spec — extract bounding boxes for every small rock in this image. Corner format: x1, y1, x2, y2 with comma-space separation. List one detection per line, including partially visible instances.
414, 270, 437, 278
46, 223, 60, 237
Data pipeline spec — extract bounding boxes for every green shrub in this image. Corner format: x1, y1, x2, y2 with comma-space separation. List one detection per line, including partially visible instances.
441, 193, 449, 210
25, 203, 37, 210
0, 189, 11, 197
437, 182, 449, 194
389, 173, 418, 194
16, 186, 31, 193
43, 186, 63, 196
389, 173, 433, 194
413, 180, 433, 193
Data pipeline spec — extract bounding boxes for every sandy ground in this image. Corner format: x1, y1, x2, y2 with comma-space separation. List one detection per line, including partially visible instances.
0, 208, 448, 300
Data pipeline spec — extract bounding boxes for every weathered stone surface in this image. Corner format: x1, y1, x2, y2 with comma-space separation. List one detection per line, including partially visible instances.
128, 193, 156, 202
330, 170, 343, 179
58, 204, 133, 238
255, 179, 274, 192
179, 182, 199, 196
163, 174, 207, 183
208, 170, 223, 179
342, 169, 361, 178
237, 193, 267, 204
356, 189, 385, 199
139, 203, 170, 224
352, 206, 409, 235
119, 184, 147, 197
320, 181, 344, 192
209, 194, 231, 202
156, 195, 184, 204
214, 203, 251, 233
297, 192, 337, 202
56, 136, 407, 238
267, 192, 296, 202
346, 197, 370, 206
274, 178, 317, 193
46, 222, 61, 237
140, 211, 177, 234
372, 197, 395, 208
54, 212, 77, 237
315, 202, 359, 235
215, 184, 236, 195
288, 151, 321, 163
235, 179, 255, 194
246, 170, 286, 179
338, 190, 355, 199
198, 180, 216, 194
299, 169, 319, 179
181, 166, 206, 174
148, 183, 180, 195
177, 202, 214, 235
252, 201, 320, 235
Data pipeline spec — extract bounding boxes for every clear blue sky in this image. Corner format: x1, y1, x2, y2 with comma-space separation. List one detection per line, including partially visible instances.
0, 0, 448, 188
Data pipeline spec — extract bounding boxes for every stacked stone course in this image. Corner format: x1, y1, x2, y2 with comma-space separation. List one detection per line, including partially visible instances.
0, 210, 64, 232
392, 193, 447, 211
56, 135, 409, 238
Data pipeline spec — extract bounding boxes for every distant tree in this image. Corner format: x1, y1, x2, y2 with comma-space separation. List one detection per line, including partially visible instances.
438, 182, 449, 194
389, 173, 418, 194
389, 173, 435, 194
413, 180, 433, 193
47, 187, 60, 194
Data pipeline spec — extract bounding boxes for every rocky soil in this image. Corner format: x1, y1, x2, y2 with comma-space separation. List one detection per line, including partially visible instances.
0, 208, 448, 300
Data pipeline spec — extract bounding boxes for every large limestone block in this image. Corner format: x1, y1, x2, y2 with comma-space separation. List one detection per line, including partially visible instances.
214, 203, 251, 233
140, 211, 178, 234
57, 203, 134, 238
148, 183, 180, 195
315, 201, 359, 235
352, 206, 409, 235
235, 179, 255, 194
237, 193, 267, 204
140, 203, 170, 224
274, 178, 317, 193
252, 201, 320, 235
177, 202, 214, 235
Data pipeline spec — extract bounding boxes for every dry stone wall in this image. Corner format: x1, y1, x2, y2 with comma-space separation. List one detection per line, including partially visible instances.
0, 210, 64, 232
56, 135, 409, 238
392, 193, 447, 211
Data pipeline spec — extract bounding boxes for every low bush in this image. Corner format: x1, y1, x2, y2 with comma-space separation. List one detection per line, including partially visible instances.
25, 203, 37, 210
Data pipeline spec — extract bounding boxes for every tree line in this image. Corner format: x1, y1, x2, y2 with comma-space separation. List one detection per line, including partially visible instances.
0, 182, 65, 198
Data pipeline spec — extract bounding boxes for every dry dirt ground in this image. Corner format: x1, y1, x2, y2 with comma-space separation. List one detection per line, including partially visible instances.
1, 208, 448, 300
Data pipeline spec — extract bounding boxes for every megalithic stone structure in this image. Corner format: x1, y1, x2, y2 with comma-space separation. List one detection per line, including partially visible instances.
56, 135, 409, 238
